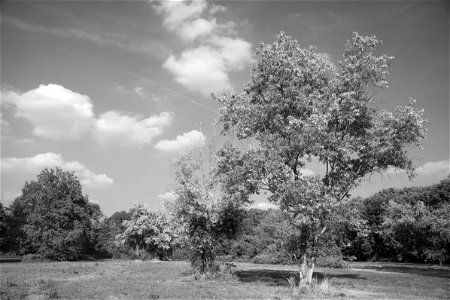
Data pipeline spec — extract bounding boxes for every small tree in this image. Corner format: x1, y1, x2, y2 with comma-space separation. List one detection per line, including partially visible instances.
115, 204, 176, 260
214, 32, 426, 284
168, 151, 243, 275
168, 153, 222, 273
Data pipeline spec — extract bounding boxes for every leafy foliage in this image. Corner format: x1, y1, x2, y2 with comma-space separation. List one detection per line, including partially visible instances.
344, 176, 450, 264
88, 210, 132, 259
115, 204, 176, 260
214, 31, 426, 282
8, 168, 95, 260
167, 152, 245, 273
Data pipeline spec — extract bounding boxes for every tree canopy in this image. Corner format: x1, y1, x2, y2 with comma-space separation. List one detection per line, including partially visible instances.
115, 204, 176, 260
9, 168, 95, 260
214, 32, 427, 283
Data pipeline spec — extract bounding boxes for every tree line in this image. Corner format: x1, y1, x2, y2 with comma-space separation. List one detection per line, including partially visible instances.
1, 167, 448, 266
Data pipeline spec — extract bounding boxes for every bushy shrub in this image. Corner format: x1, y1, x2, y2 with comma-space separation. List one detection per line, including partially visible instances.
193, 262, 237, 281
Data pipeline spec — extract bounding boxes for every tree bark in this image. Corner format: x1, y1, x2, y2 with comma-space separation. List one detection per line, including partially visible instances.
296, 227, 315, 285
298, 254, 315, 285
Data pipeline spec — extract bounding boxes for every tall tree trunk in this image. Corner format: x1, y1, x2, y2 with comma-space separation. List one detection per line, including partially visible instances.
298, 253, 315, 285
297, 227, 315, 285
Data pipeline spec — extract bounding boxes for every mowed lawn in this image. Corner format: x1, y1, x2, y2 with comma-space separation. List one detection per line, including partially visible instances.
1, 260, 449, 299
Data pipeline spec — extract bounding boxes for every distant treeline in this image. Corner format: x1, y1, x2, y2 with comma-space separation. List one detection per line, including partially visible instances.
1, 168, 448, 264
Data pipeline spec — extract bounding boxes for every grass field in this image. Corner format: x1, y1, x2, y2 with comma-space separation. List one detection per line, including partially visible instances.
1, 260, 449, 299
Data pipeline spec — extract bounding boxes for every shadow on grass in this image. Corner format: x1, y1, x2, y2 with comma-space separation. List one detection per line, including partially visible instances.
357, 266, 450, 279
235, 269, 365, 286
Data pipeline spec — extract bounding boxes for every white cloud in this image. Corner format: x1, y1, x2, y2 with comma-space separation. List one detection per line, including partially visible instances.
416, 160, 449, 177
178, 18, 217, 42
164, 46, 231, 96
153, 0, 208, 33
2, 84, 94, 140
209, 36, 253, 70
163, 38, 253, 96
1, 153, 114, 188
157, 191, 177, 202
154, 0, 254, 96
93, 111, 173, 148
250, 202, 279, 210
155, 130, 206, 152
2, 84, 174, 147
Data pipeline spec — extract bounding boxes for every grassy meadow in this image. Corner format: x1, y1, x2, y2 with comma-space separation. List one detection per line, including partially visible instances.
1, 260, 449, 299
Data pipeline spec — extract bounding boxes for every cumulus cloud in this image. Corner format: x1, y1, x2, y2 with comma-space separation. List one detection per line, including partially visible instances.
2, 84, 94, 140
157, 191, 177, 202
416, 160, 449, 177
164, 46, 231, 95
209, 36, 253, 70
387, 160, 449, 178
178, 18, 217, 42
155, 130, 206, 152
93, 111, 173, 148
1, 152, 114, 188
164, 37, 253, 96
153, 0, 208, 39
153, 0, 254, 96
2, 84, 174, 147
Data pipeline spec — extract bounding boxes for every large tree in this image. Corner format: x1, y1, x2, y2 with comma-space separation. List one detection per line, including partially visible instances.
214, 32, 426, 284
10, 168, 95, 260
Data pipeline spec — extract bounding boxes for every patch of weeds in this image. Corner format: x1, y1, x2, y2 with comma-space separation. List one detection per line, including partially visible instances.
205, 290, 218, 299
5, 279, 18, 287
193, 262, 237, 281
36, 279, 59, 299
287, 277, 341, 299
0, 279, 29, 300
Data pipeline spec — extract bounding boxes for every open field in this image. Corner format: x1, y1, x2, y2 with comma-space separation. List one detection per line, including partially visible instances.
1, 260, 449, 299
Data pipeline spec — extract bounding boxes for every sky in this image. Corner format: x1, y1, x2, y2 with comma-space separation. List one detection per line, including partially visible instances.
1, 0, 449, 215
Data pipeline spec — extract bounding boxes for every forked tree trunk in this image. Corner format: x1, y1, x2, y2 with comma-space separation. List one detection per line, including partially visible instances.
298, 253, 315, 285
296, 228, 315, 285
